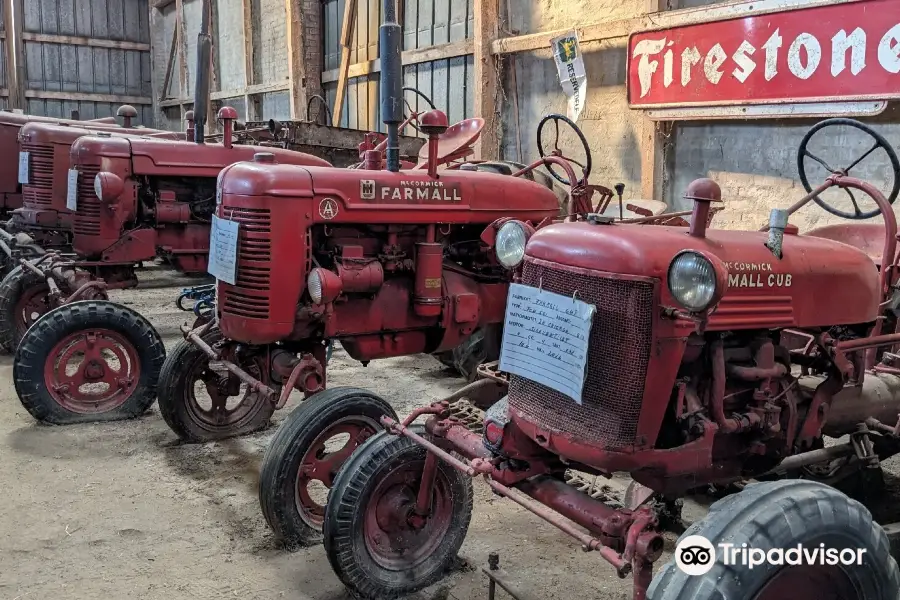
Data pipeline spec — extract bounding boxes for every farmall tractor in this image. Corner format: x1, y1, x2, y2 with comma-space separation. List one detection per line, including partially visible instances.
294, 116, 900, 600
0, 105, 157, 275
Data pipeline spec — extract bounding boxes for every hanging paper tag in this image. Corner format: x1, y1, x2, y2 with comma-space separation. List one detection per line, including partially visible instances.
18, 152, 30, 185
551, 31, 589, 122
66, 169, 79, 211
208, 214, 239, 285
498, 283, 595, 405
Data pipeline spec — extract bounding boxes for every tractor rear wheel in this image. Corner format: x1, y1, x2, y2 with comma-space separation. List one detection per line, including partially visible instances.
259, 387, 398, 548
13, 301, 165, 424
157, 327, 276, 442
0, 265, 52, 353
647, 479, 900, 600
324, 426, 473, 599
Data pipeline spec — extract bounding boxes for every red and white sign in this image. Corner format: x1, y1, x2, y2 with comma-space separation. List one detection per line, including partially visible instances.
627, 0, 900, 108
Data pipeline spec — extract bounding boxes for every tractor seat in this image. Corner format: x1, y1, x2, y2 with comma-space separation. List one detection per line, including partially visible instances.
803, 222, 886, 267
416, 117, 485, 168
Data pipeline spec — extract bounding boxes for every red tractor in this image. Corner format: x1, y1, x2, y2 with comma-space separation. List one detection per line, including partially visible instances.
0, 105, 156, 274
281, 116, 900, 600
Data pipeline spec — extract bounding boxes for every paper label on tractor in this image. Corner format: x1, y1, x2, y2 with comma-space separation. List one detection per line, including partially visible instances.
551, 31, 588, 122
17, 152, 29, 185
66, 169, 79, 211
499, 283, 595, 405
208, 214, 239, 285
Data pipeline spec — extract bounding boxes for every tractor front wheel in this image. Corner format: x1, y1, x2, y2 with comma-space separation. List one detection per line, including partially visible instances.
13, 301, 165, 424
648, 479, 900, 600
0, 265, 52, 352
324, 426, 473, 599
156, 327, 276, 442
259, 387, 398, 548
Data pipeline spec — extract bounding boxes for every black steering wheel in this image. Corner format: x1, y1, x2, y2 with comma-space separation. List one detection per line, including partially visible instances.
306, 94, 332, 126
536, 114, 592, 187
797, 118, 900, 220
402, 87, 436, 134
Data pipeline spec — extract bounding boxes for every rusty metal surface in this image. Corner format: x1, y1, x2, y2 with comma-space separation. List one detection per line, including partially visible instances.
628, 0, 900, 109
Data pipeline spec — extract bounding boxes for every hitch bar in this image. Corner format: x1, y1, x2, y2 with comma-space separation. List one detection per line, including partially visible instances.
181, 322, 277, 399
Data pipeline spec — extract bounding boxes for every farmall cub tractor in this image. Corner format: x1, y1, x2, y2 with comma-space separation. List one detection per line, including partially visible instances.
311, 117, 900, 600
8, 108, 336, 426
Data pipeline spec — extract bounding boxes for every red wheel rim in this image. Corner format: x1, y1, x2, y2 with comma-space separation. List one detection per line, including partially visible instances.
15, 283, 50, 336
363, 458, 454, 570
44, 329, 141, 414
185, 352, 267, 431
295, 416, 380, 529
754, 564, 857, 599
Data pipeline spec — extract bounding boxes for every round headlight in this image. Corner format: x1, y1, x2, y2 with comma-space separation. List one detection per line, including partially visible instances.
93, 174, 102, 199
668, 251, 718, 312
495, 221, 528, 269
307, 270, 323, 304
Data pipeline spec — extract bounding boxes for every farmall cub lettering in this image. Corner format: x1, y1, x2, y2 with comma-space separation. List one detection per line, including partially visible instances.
725, 261, 793, 289
359, 179, 463, 203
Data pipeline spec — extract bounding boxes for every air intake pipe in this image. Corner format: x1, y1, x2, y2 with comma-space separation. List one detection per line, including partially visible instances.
380, 0, 403, 172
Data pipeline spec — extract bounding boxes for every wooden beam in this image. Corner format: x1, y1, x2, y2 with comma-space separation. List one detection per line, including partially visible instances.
491, 0, 852, 55
153, 0, 176, 8
159, 27, 179, 101
331, 0, 358, 126
176, 0, 188, 111
473, 0, 500, 160
20, 33, 150, 51
10, 0, 24, 110
241, 0, 254, 118
25, 90, 152, 104
321, 39, 473, 84
211, 81, 290, 101
285, 0, 302, 119
3, 0, 19, 110
639, 0, 676, 201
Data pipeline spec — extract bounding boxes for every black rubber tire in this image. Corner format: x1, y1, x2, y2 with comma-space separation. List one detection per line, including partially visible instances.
647, 479, 900, 600
14, 300, 166, 424
0, 264, 49, 353
259, 387, 398, 548
157, 327, 276, 442
324, 426, 474, 599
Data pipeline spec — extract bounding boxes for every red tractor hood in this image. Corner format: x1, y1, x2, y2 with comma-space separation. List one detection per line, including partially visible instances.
526, 221, 881, 330
20, 122, 179, 145
218, 161, 561, 225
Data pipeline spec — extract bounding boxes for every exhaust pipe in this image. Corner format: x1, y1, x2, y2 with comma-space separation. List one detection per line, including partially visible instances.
193, 0, 212, 144
380, 0, 403, 172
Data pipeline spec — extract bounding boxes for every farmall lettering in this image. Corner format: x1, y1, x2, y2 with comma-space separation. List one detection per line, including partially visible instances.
359, 179, 463, 203
627, 0, 900, 107
725, 262, 793, 289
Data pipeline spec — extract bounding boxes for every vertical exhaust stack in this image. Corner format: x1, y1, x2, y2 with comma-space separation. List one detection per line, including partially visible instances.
193, 0, 212, 144
380, 0, 403, 172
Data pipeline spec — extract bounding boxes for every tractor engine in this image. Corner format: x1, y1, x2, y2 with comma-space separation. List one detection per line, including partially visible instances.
214, 155, 562, 365
68, 109, 331, 274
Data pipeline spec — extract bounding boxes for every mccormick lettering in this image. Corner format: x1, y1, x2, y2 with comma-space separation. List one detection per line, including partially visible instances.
628, 0, 900, 106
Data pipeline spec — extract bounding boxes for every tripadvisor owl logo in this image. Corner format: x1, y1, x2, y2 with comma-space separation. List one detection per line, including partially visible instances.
675, 535, 716, 576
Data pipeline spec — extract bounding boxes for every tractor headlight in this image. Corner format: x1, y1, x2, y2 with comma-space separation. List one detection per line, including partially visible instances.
307, 270, 323, 304
495, 221, 528, 269
668, 251, 719, 312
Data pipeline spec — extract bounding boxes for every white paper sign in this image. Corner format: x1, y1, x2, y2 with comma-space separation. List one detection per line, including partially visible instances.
17, 152, 29, 185
551, 31, 588, 122
499, 283, 595, 404
66, 169, 79, 211
207, 214, 239, 285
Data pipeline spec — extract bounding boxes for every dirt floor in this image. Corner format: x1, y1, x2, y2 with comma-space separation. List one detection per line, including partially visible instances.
1, 265, 898, 600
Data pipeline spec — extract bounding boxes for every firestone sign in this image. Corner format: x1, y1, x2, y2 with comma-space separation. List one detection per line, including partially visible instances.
627, 0, 900, 107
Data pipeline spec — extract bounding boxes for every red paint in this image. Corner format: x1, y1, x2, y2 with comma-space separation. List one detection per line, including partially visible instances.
628, 0, 900, 107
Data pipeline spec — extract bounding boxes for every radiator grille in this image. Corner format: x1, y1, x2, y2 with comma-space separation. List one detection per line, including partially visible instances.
72, 164, 102, 236
508, 259, 655, 450
219, 205, 272, 320
21, 143, 55, 210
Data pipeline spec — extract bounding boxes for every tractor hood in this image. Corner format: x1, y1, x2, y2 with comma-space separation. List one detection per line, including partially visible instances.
525, 221, 881, 329
218, 160, 562, 225
20, 122, 178, 145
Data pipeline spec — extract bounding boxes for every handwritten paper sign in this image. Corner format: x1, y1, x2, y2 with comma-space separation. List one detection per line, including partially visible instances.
17, 152, 29, 185
499, 283, 596, 404
207, 214, 239, 285
66, 169, 79, 211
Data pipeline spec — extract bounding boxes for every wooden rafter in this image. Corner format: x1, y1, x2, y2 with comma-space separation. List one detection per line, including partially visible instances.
331, 0, 358, 126
473, 0, 500, 160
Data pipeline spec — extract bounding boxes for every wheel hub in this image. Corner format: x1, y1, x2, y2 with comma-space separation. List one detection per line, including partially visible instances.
15, 282, 51, 335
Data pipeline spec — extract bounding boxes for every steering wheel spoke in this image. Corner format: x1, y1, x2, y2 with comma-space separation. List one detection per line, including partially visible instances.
797, 117, 900, 220
536, 113, 593, 188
